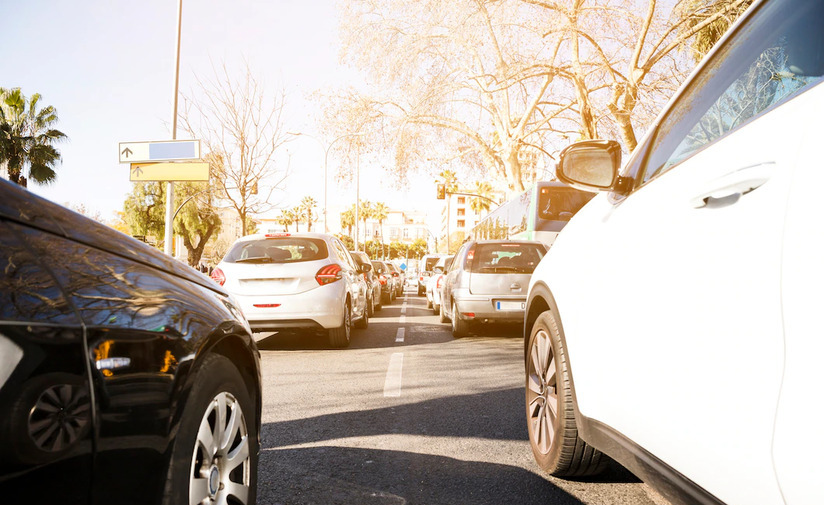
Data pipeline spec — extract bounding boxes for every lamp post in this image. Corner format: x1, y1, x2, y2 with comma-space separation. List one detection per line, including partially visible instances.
164, 0, 184, 256
287, 131, 365, 234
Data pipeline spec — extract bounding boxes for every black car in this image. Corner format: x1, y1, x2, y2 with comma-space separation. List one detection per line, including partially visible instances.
0, 179, 262, 504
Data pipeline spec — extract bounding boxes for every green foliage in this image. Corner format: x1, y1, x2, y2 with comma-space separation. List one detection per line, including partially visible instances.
336, 234, 355, 250
0, 87, 67, 187
174, 182, 223, 267
123, 182, 166, 242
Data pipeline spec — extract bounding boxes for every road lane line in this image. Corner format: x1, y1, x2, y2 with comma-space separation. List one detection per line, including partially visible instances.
399, 315, 406, 324
395, 327, 405, 343
383, 352, 404, 397
401, 303, 407, 315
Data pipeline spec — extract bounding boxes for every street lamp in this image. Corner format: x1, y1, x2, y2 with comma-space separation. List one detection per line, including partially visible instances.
287, 131, 365, 235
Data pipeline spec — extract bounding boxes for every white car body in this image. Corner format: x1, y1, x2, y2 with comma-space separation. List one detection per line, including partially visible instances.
425, 256, 452, 313
524, 1, 824, 504
213, 233, 368, 337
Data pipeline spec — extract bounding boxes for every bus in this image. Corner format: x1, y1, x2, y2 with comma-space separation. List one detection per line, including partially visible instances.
467, 181, 595, 247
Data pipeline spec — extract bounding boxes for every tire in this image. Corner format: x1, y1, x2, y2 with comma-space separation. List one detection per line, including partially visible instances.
355, 300, 369, 329
451, 302, 469, 338
439, 303, 450, 323
525, 311, 608, 477
164, 354, 258, 505
375, 292, 382, 311
367, 293, 375, 317
418, 286, 424, 296
329, 301, 351, 348
426, 298, 432, 309
433, 302, 440, 316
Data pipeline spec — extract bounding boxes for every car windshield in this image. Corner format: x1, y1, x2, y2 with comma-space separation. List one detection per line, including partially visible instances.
467, 243, 545, 274
224, 237, 328, 264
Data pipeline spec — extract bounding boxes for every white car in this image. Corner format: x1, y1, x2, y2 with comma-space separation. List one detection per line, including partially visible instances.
211, 232, 369, 347
523, 1, 824, 504
425, 255, 452, 314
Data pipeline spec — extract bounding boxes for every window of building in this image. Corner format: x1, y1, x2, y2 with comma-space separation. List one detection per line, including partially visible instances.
457, 197, 466, 204
457, 219, 466, 228
457, 208, 465, 216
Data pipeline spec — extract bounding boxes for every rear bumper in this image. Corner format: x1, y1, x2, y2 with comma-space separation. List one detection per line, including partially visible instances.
453, 294, 526, 323
232, 284, 345, 330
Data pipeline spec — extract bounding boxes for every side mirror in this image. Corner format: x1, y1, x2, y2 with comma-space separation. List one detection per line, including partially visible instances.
557, 140, 624, 192
433, 266, 444, 273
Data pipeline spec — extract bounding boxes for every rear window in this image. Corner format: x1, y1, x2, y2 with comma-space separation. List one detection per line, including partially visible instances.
537, 187, 595, 222
371, 261, 387, 273
224, 237, 328, 264
466, 243, 546, 274
424, 256, 441, 271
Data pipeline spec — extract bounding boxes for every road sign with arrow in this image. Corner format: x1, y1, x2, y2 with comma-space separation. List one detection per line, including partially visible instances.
118, 140, 200, 163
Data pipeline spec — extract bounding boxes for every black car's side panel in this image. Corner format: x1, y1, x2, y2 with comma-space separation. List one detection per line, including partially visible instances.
0, 220, 94, 504
525, 282, 726, 505
15, 223, 255, 504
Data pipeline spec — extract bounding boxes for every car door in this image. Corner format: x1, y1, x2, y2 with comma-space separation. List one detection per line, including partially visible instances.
0, 220, 93, 504
547, 2, 823, 503
333, 239, 365, 317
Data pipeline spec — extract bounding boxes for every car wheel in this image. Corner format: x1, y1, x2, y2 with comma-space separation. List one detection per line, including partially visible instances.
418, 286, 424, 296
164, 354, 257, 505
526, 311, 608, 477
426, 298, 432, 309
451, 302, 469, 338
439, 303, 450, 323
355, 301, 369, 329
329, 301, 351, 348
367, 293, 375, 317
433, 302, 440, 316
375, 294, 383, 311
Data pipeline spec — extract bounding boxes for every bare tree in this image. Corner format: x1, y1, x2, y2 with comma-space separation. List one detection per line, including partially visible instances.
331, 0, 576, 194
180, 62, 290, 236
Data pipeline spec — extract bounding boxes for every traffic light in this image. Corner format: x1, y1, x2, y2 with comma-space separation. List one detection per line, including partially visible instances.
436, 183, 445, 200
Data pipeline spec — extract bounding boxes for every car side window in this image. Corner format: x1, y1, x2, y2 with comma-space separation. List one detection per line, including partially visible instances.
333, 239, 355, 270
641, 0, 824, 184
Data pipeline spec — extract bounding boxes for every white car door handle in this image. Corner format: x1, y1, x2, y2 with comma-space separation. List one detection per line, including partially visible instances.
691, 162, 774, 209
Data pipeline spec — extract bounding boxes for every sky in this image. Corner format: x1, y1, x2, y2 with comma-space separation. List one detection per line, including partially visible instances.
1, 0, 438, 227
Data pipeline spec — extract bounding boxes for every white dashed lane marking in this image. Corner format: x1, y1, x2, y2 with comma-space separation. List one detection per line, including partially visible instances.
383, 352, 404, 397
395, 327, 405, 343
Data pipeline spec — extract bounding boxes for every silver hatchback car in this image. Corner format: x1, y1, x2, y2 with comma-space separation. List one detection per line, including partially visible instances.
440, 240, 547, 337
211, 232, 369, 347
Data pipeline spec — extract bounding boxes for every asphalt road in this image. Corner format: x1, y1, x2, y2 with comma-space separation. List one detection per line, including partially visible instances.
254, 286, 668, 505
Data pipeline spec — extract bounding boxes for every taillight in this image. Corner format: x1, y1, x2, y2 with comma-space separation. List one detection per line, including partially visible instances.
436, 275, 443, 289
378, 275, 387, 285
211, 267, 226, 286
316, 264, 343, 285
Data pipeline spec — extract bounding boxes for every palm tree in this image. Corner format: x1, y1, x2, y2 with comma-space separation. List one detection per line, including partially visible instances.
359, 199, 373, 247
277, 209, 293, 232
469, 181, 495, 216
372, 201, 389, 259
0, 87, 67, 187
300, 196, 317, 231
290, 206, 302, 232
340, 206, 355, 240
438, 169, 459, 193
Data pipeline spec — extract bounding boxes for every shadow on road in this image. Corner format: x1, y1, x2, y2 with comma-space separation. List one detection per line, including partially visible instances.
258, 445, 585, 505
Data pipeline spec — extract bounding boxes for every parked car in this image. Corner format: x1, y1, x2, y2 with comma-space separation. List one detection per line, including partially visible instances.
440, 240, 547, 337
0, 178, 261, 505
385, 262, 405, 297
416, 253, 446, 295
425, 255, 453, 314
350, 250, 382, 314
212, 232, 369, 347
371, 260, 396, 304
523, 1, 824, 504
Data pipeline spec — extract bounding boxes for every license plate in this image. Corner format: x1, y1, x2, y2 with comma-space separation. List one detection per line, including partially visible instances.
496, 300, 525, 310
